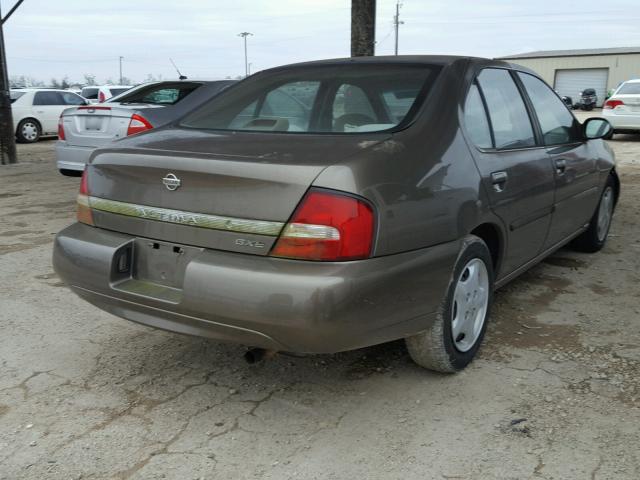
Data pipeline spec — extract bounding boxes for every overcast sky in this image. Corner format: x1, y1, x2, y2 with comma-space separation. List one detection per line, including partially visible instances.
3, 0, 640, 85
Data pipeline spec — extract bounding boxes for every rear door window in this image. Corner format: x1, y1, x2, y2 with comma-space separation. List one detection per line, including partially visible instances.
33, 91, 64, 105
463, 83, 493, 149
477, 69, 536, 149
517, 72, 582, 145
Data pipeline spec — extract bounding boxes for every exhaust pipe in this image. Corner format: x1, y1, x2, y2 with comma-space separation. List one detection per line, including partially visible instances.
244, 348, 277, 364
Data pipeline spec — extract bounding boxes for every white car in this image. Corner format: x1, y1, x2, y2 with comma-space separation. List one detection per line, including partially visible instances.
81, 85, 133, 104
56, 80, 234, 175
603, 79, 640, 137
10, 88, 87, 143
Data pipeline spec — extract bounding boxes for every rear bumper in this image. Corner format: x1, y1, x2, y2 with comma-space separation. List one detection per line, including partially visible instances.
56, 142, 96, 171
603, 111, 640, 131
53, 223, 459, 353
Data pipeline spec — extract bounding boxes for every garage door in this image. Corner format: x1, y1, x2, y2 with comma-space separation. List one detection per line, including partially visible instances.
554, 68, 609, 107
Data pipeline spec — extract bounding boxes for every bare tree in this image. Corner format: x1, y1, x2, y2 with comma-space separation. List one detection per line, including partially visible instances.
83, 73, 96, 86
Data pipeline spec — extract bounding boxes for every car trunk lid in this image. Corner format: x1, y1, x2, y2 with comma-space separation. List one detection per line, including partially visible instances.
61, 105, 140, 147
86, 128, 389, 254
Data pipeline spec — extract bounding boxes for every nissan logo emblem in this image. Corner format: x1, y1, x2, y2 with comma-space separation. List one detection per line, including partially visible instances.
162, 173, 181, 191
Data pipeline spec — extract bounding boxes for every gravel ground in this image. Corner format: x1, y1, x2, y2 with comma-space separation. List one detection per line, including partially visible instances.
1, 129, 639, 479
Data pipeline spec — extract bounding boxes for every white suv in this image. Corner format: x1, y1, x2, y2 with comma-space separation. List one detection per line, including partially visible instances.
10, 88, 87, 143
81, 85, 133, 103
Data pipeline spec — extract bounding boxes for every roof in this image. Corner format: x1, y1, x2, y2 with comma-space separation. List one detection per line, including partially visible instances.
261, 55, 499, 75
498, 47, 640, 60
10, 88, 69, 92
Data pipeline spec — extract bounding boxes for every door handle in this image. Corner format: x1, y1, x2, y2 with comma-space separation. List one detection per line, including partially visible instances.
491, 171, 508, 192
555, 159, 567, 175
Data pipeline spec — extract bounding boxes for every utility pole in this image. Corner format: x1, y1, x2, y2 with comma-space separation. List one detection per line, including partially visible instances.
119, 56, 123, 84
393, 1, 404, 55
351, 0, 376, 57
0, 0, 25, 166
238, 32, 252, 77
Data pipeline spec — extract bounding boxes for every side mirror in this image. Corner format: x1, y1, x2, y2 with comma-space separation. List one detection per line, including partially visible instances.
583, 117, 612, 140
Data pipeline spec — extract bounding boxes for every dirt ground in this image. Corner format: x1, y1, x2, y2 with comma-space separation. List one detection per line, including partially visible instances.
1, 127, 639, 479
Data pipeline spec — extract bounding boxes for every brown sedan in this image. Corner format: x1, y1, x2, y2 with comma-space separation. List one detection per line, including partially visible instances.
53, 56, 618, 372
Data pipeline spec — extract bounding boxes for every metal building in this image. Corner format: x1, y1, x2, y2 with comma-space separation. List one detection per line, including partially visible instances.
498, 47, 640, 107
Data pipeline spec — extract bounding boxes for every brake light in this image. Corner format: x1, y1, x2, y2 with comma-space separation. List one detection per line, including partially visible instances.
98, 91, 106, 102
126, 114, 153, 136
58, 115, 65, 141
77, 169, 94, 226
604, 99, 624, 109
270, 189, 375, 261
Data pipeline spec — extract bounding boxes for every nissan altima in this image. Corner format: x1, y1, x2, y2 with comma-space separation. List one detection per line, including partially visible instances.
53, 56, 618, 372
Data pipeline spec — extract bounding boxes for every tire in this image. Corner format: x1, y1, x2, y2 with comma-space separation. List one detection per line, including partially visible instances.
571, 175, 616, 253
406, 235, 494, 373
59, 169, 83, 177
16, 119, 41, 143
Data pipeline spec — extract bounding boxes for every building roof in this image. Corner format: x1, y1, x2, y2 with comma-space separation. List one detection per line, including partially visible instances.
498, 47, 640, 60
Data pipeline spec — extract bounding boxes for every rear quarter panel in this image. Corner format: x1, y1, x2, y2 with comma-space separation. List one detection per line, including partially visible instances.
313, 59, 497, 257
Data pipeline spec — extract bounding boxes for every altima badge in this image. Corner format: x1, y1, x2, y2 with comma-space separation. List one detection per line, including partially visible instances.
162, 173, 181, 191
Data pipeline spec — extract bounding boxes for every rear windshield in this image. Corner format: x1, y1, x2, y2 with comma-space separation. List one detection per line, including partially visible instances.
81, 87, 99, 99
109, 82, 201, 105
181, 64, 441, 134
109, 87, 131, 97
10, 91, 25, 103
617, 82, 640, 95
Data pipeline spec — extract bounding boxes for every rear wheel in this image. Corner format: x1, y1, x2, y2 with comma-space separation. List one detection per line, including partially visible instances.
571, 175, 616, 253
406, 235, 494, 373
16, 119, 41, 143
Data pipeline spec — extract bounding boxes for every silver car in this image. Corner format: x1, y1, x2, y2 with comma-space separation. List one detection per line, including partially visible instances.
56, 80, 234, 176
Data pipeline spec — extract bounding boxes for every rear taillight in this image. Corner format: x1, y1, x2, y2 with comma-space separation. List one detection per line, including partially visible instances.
77, 169, 94, 226
98, 91, 106, 102
126, 114, 153, 136
604, 99, 624, 109
58, 115, 65, 141
270, 189, 375, 261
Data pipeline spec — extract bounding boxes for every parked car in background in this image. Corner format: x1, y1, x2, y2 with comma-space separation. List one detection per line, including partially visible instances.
603, 79, 640, 138
56, 80, 234, 175
53, 56, 619, 373
81, 85, 133, 103
578, 88, 597, 111
10, 88, 87, 143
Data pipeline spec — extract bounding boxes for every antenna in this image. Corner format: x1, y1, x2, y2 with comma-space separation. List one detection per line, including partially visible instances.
169, 58, 187, 80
